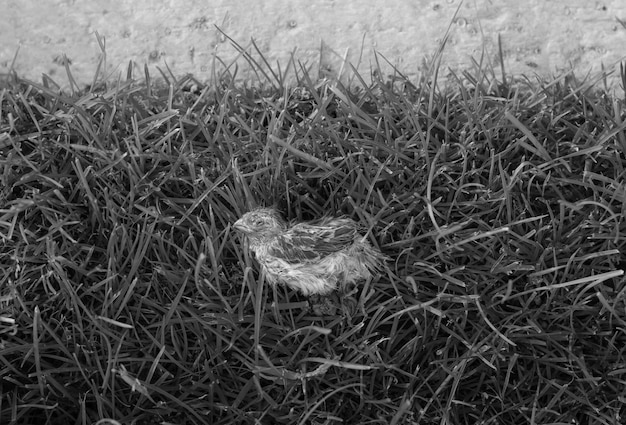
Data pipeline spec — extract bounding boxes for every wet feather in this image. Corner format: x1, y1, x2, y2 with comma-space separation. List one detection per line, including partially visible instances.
233, 208, 386, 296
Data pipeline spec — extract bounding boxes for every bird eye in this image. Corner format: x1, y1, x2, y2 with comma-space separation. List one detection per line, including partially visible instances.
251, 217, 266, 227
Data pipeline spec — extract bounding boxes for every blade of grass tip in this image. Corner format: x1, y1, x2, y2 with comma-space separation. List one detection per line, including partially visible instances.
17, 92, 43, 134
375, 51, 413, 85
211, 41, 244, 83
419, 0, 461, 155
596, 291, 626, 327
140, 380, 208, 423
206, 209, 227, 284
155, 62, 174, 86
177, 168, 231, 226
216, 26, 275, 88
123, 220, 156, 286
0, 106, 7, 141
498, 33, 507, 84
256, 344, 285, 377
621, 62, 626, 103
427, 1, 460, 90
387, 298, 442, 319
114, 277, 139, 320
231, 158, 257, 211
425, 147, 445, 233
390, 395, 414, 425
297, 383, 364, 425
6, 45, 20, 80
430, 226, 510, 258
300, 356, 372, 371
96, 331, 115, 393
90, 55, 103, 93
348, 62, 373, 98
73, 158, 102, 228
328, 85, 378, 129
41, 73, 61, 91
196, 255, 236, 310
91, 31, 107, 91
254, 270, 265, 364
612, 98, 626, 153
295, 59, 315, 87
113, 364, 154, 401
296, 64, 323, 104
94, 31, 107, 65
474, 300, 516, 347
268, 135, 337, 173
32, 306, 45, 398
62, 55, 79, 95
250, 38, 281, 89
96, 316, 134, 329
347, 32, 367, 87
516, 269, 624, 298
334, 46, 350, 83
281, 48, 297, 84
194, 252, 209, 296
145, 345, 167, 393
317, 39, 325, 80
159, 271, 190, 343
144, 63, 151, 97
371, 48, 385, 83
274, 59, 285, 86
126, 60, 134, 81
237, 264, 253, 321
417, 349, 472, 422
504, 111, 552, 161
167, 75, 175, 110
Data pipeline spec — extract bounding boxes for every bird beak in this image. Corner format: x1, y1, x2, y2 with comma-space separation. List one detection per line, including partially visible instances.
233, 219, 248, 233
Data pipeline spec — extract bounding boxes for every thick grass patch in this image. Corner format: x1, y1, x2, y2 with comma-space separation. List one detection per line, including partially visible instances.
1, 47, 626, 424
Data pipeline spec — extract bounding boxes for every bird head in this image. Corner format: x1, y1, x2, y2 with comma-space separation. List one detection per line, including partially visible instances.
233, 208, 287, 238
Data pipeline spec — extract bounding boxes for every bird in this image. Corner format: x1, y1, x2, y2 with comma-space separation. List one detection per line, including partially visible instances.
233, 207, 387, 310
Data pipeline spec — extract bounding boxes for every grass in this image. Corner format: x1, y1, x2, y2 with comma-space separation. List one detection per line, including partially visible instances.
1, 38, 626, 424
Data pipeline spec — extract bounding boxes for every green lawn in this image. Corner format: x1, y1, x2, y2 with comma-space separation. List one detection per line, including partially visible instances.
1, 45, 626, 424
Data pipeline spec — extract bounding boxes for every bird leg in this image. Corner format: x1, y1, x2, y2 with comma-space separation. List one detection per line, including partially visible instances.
308, 279, 361, 317
309, 292, 339, 316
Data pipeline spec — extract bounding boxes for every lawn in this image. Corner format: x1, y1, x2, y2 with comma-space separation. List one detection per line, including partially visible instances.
1, 42, 626, 424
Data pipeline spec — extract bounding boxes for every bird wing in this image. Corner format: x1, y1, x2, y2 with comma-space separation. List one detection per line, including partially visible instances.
268, 218, 360, 264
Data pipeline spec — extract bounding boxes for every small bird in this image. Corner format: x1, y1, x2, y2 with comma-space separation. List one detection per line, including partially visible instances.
233, 207, 386, 303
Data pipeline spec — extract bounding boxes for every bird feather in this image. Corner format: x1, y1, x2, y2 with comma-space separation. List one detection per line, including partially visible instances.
233, 208, 386, 296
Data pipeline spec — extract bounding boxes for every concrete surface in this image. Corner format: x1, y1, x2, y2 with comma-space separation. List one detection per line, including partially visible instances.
2, 0, 626, 88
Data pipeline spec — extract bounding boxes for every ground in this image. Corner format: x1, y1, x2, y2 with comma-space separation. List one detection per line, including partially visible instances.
2, 0, 626, 88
